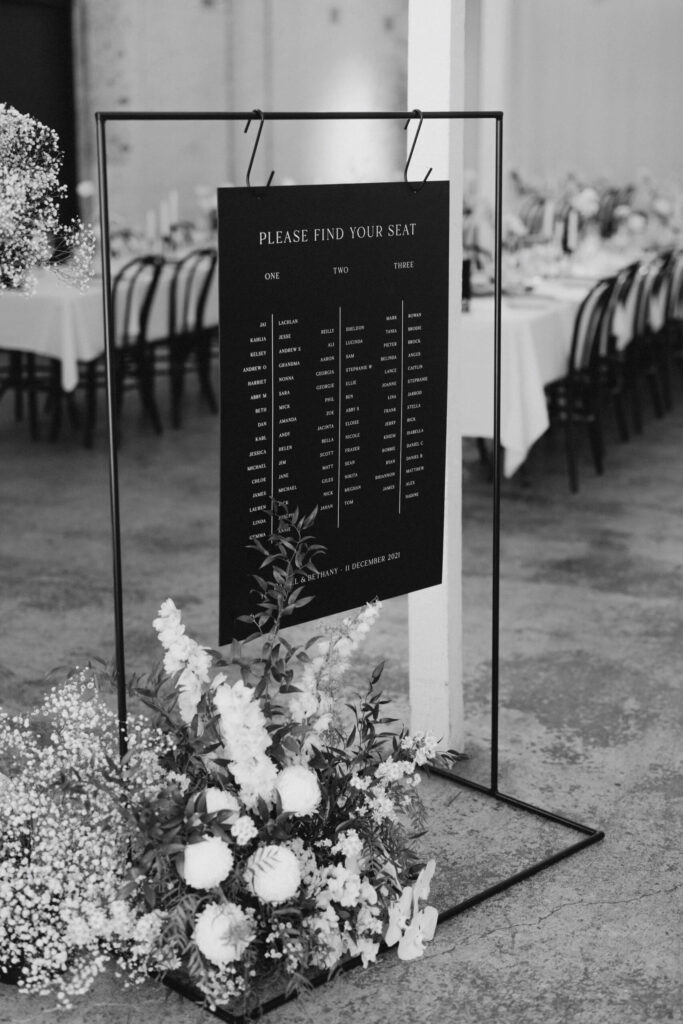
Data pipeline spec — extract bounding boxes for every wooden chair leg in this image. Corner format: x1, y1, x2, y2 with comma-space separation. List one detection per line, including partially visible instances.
48, 361, 63, 441
26, 354, 40, 440
115, 357, 126, 445
10, 352, 24, 421
587, 420, 604, 476
588, 387, 605, 475
627, 358, 643, 435
564, 414, 579, 493
170, 340, 190, 429
137, 349, 163, 434
83, 362, 97, 448
196, 331, 218, 413
613, 391, 629, 442
659, 344, 673, 412
646, 366, 664, 418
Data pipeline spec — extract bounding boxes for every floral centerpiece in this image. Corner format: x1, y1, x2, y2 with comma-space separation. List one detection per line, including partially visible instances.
0, 506, 458, 1016
0, 103, 95, 293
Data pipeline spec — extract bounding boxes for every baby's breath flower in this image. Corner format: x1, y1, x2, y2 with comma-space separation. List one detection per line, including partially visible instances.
1, 105, 95, 292
0, 668, 170, 1004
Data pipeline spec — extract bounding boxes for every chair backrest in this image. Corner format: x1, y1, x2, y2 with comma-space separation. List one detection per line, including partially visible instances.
647, 251, 675, 334
631, 259, 663, 343
604, 261, 639, 354
112, 255, 165, 348
664, 249, 683, 322
168, 248, 218, 338
569, 276, 614, 374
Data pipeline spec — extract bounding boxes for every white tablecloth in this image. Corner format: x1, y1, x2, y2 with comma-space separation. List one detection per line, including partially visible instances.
1, 273, 104, 391
459, 284, 586, 476
0, 260, 219, 392
1, 260, 657, 478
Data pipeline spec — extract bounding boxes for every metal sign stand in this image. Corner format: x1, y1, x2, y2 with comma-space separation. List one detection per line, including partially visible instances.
95, 109, 604, 1023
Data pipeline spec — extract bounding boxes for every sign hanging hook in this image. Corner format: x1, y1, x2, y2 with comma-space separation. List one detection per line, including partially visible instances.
403, 109, 433, 193
244, 109, 275, 195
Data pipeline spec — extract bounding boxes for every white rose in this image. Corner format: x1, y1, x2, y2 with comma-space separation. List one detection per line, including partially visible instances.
276, 765, 321, 817
183, 836, 234, 890
193, 901, 255, 966
204, 787, 240, 818
246, 845, 301, 904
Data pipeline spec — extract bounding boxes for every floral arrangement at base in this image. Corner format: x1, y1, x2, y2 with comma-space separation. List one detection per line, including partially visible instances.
0, 670, 174, 1003
0, 506, 459, 1015
0, 103, 95, 293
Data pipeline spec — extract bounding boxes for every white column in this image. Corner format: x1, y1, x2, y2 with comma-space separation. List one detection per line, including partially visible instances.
407, 0, 466, 751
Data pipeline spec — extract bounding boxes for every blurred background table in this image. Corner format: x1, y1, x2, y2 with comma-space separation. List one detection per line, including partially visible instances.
458, 282, 589, 477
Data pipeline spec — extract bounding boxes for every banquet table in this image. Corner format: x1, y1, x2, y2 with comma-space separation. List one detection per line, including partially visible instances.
0, 257, 219, 393
1, 272, 104, 392
458, 281, 590, 477
2, 267, 586, 475
1, 256, 663, 478
457, 250, 671, 478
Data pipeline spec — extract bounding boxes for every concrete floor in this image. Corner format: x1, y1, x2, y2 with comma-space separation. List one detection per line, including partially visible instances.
0, 374, 681, 1023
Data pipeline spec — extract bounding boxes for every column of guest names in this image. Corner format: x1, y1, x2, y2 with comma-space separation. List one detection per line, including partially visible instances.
403, 306, 426, 506
274, 316, 301, 513
243, 302, 429, 539
244, 324, 269, 538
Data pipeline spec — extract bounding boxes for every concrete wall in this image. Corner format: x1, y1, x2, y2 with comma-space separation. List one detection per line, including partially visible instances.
73, 0, 408, 229
464, 0, 683, 198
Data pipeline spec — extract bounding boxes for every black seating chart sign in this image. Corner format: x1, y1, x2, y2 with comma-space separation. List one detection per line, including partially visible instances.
218, 181, 450, 642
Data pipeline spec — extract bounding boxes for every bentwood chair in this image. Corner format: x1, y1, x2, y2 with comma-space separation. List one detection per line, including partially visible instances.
643, 248, 683, 410
630, 258, 667, 424
163, 247, 218, 428
545, 276, 614, 493
648, 250, 678, 412
601, 261, 640, 442
81, 254, 165, 447
665, 250, 683, 387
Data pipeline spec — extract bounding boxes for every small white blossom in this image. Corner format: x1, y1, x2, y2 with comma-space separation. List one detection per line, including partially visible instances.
231, 816, 258, 846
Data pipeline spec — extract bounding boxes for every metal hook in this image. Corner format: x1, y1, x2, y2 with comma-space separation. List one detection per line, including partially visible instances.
403, 109, 432, 193
244, 109, 274, 194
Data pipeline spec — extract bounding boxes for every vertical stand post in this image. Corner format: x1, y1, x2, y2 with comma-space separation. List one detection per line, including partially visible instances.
490, 113, 503, 792
96, 114, 128, 757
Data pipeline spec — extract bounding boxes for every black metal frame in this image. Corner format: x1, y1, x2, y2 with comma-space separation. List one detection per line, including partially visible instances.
95, 109, 604, 1023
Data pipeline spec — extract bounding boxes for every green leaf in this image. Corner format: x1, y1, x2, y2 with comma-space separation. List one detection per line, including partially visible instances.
302, 506, 319, 529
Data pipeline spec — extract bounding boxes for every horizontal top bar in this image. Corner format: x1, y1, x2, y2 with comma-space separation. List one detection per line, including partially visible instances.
95, 109, 502, 122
